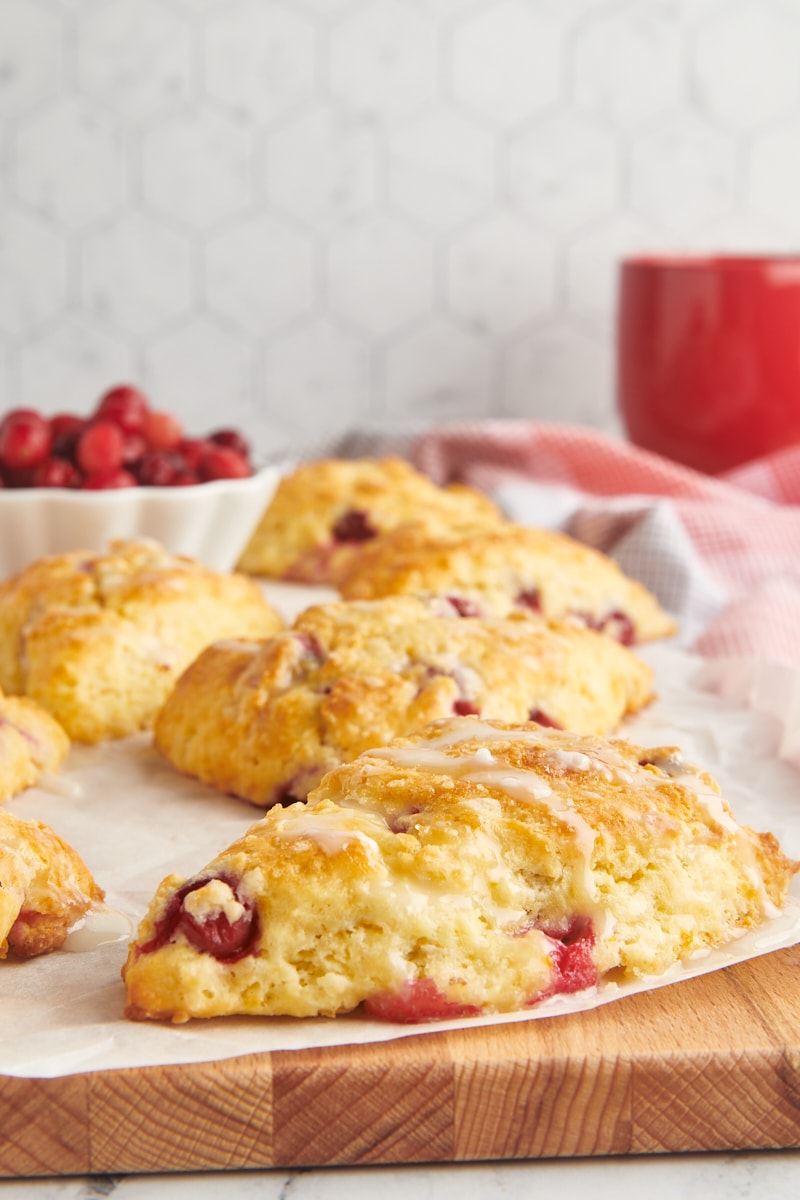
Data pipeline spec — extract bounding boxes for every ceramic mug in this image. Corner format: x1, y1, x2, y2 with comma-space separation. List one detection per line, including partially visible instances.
617, 254, 800, 473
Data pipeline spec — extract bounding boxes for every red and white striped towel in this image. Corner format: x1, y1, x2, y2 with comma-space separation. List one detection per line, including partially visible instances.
411, 421, 800, 668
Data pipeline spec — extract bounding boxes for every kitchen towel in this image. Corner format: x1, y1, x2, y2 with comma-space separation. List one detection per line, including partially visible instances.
410, 420, 800, 668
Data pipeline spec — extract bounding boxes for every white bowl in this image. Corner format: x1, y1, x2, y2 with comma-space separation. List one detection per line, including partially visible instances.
0, 464, 283, 581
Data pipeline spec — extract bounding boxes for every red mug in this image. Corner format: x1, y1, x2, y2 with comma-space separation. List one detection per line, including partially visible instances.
617, 254, 800, 474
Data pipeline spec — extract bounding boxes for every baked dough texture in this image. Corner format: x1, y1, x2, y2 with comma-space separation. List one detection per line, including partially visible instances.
339, 523, 676, 644
0, 538, 284, 743
123, 717, 797, 1023
153, 595, 654, 808
0, 691, 70, 803
1, 809, 103, 959
235, 456, 504, 583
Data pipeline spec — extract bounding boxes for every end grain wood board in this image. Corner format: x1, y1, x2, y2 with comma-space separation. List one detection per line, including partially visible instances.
3, 945, 800, 1177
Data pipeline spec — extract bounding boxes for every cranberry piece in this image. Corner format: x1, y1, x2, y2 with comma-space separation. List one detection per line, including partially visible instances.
95, 384, 150, 433
573, 609, 636, 646
142, 409, 183, 450
528, 708, 563, 729
198, 445, 251, 481
295, 631, 326, 663
81, 468, 137, 489
76, 420, 125, 475
0, 409, 52, 470
453, 699, 480, 716
364, 978, 482, 1023
530, 917, 597, 1002
516, 588, 542, 613
598, 610, 636, 646
445, 595, 482, 618
208, 428, 251, 461
178, 898, 257, 959
331, 509, 376, 543
31, 456, 82, 488
49, 413, 84, 460
139, 875, 259, 962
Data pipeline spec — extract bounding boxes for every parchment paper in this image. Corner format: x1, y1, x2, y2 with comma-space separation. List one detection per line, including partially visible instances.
3, 584, 799, 1079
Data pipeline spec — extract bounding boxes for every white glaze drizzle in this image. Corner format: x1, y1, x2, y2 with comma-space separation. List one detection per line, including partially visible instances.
270, 806, 383, 858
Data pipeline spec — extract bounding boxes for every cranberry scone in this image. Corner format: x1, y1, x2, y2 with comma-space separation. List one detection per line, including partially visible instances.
0, 691, 70, 803
123, 717, 797, 1023
1, 810, 103, 959
0, 538, 284, 743
235, 456, 505, 584
153, 595, 654, 808
338, 523, 676, 644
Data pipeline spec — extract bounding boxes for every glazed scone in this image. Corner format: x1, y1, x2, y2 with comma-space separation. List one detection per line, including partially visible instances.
154, 595, 654, 808
0, 691, 70, 803
0, 538, 284, 743
339, 523, 676, 644
123, 717, 798, 1023
1, 810, 103, 959
235, 456, 505, 584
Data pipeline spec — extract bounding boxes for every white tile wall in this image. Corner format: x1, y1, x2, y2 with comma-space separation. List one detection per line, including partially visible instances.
2, 0, 800, 460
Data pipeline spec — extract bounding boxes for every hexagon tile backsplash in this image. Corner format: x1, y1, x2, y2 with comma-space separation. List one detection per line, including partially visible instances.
2, 0, 800, 462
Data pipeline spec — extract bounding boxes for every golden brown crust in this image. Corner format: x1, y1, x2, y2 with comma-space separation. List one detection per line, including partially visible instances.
235, 456, 505, 583
0, 691, 70, 803
338, 523, 677, 643
154, 595, 654, 808
0, 810, 103, 959
124, 717, 797, 1023
0, 538, 284, 742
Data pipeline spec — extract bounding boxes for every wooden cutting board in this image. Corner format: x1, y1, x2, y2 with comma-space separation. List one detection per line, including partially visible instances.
3, 944, 800, 1177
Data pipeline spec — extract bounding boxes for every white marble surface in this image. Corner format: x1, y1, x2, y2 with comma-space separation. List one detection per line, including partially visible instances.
2, 1153, 800, 1198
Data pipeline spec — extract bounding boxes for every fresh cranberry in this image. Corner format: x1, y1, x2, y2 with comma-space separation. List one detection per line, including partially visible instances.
49, 413, 84, 460
120, 432, 147, 465
1, 465, 35, 488
516, 588, 542, 613
94, 384, 150, 433
453, 699, 480, 716
81, 468, 137, 489
364, 978, 482, 1023
198, 445, 251, 481
208, 428, 251, 461
0, 409, 52, 470
142, 409, 183, 450
136, 449, 183, 486
31, 456, 82, 488
528, 709, 563, 729
178, 437, 210, 472
331, 509, 377, 543
76, 420, 125, 475
138, 875, 259, 963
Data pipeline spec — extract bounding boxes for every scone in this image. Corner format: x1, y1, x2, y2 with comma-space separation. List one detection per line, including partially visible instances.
0, 691, 70, 803
0, 538, 284, 743
1, 810, 103, 959
235, 456, 504, 584
154, 595, 654, 808
339, 523, 676, 643
123, 717, 797, 1023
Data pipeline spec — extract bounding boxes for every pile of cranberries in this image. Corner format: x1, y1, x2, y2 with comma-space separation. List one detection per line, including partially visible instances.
0, 385, 255, 490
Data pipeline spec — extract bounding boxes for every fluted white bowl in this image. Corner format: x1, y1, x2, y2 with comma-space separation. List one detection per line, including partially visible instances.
0, 464, 283, 581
